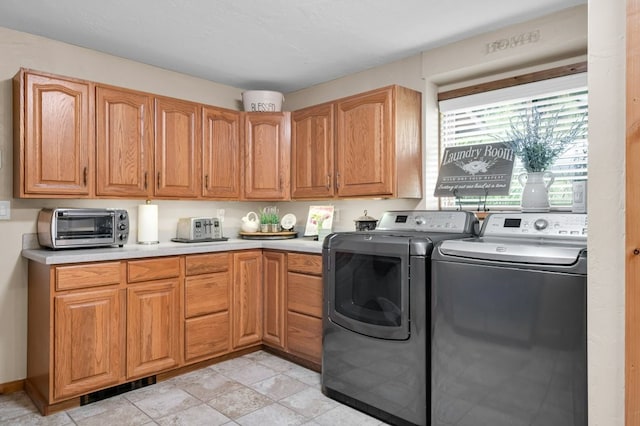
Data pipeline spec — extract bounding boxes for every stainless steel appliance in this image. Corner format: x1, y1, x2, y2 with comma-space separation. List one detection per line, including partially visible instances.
431, 212, 587, 426
37, 208, 129, 249
322, 210, 478, 426
176, 217, 222, 241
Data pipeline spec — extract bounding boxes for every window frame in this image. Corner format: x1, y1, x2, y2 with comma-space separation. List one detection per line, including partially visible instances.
436, 62, 588, 211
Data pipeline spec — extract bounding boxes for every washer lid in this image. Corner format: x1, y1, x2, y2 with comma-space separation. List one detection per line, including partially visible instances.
438, 238, 585, 265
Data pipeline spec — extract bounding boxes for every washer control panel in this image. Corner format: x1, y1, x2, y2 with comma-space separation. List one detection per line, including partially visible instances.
376, 210, 477, 233
482, 213, 587, 239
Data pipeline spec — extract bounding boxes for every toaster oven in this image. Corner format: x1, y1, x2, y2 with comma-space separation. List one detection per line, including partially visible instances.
37, 208, 130, 249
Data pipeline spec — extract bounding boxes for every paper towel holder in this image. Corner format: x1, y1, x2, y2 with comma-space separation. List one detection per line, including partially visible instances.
137, 200, 159, 245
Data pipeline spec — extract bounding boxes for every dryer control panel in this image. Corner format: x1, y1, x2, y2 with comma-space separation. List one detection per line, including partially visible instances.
376, 210, 477, 233
482, 213, 587, 239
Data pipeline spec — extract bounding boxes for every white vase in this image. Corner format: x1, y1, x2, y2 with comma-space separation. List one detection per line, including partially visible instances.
518, 171, 555, 212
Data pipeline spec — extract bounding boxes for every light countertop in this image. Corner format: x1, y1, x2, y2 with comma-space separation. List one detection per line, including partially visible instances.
22, 237, 324, 265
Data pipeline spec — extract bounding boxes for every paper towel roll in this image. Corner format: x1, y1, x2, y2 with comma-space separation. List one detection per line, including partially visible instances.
137, 204, 159, 244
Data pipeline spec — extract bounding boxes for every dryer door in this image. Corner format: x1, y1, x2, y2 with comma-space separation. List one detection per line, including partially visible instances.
325, 234, 414, 340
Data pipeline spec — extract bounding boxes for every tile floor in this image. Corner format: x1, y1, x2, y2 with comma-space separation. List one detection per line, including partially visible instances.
0, 351, 389, 425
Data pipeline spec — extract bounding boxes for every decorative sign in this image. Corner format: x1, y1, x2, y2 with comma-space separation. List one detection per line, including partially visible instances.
486, 30, 540, 54
434, 142, 516, 197
304, 205, 335, 236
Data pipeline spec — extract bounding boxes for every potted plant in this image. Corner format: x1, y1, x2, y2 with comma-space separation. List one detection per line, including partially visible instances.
502, 106, 587, 211
260, 206, 280, 232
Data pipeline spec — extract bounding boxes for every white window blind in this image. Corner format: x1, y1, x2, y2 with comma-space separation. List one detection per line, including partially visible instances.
438, 73, 588, 209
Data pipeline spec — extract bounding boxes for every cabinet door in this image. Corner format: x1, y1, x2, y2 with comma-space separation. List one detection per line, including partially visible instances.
287, 311, 322, 365
54, 288, 122, 400
291, 103, 335, 199
232, 251, 263, 348
96, 86, 153, 197
185, 312, 230, 362
336, 87, 394, 197
243, 112, 290, 200
19, 72, 93, 197
202, 106, 241, 199
154, 97, 201, 197
263, 251, 286, 349
127, 279, 180, 378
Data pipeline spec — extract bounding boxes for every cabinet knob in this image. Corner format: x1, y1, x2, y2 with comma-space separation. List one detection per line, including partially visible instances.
634, 248, 640, 256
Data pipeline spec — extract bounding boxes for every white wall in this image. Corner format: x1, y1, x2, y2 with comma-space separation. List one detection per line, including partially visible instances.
587, 0, 626, 424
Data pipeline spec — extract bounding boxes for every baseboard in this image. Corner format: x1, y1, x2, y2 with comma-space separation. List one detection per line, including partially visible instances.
0, 379, 24, 394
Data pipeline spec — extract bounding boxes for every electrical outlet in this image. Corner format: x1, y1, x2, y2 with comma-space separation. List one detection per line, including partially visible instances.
0, 200, 10, 220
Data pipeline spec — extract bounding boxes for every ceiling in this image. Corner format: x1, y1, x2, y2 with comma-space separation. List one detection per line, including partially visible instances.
0, 0, 586, 93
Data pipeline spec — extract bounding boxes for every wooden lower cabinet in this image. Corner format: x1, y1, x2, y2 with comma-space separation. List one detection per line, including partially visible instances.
287, 311, 322, 363
53, 288, 123, 400
25, 249, 323, 415
26, 261, 127, 414
185, 312, 230, 361
126, 257, 181, 379
184, 253, 232, 363
286, 253, 323, 365
263, 251, 286, 349
126, 279, 181, 379
232, 250, 263, 348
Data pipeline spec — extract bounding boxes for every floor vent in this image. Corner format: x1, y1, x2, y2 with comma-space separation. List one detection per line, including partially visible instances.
80, 376, 156, 405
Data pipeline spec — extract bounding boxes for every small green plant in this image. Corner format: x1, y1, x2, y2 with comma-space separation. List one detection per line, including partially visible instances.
260, 212, 270, 224
261, 206, 279, 225
503, 106, 587, 172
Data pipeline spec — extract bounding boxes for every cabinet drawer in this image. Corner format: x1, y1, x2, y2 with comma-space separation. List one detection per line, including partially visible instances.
287, 272, 322, 318
56, 262, 122, 291
127, 257, 180, 283
287, 253, 322, 275
287, 311, 322, 364
185, 253, 229, 276
185, 311, 230, 362
185, 272, 229, 318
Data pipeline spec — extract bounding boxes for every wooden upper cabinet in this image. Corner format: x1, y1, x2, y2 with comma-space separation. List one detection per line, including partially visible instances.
243, 112, 291, 200
335, 85, 422, 199
291, 103, 335, 199
14, 69, 94, 197
202, 106, 241, 199
154, 97, 201, 198
96, 86, 153, 197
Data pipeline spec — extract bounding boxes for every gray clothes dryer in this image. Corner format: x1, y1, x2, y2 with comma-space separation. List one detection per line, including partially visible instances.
322, 210, 478, 426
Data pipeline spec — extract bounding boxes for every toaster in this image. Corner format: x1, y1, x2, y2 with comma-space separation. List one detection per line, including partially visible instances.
176, 217, 222, 240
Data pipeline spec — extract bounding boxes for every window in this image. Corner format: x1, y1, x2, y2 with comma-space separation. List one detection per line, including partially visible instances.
438, 72, 588, 210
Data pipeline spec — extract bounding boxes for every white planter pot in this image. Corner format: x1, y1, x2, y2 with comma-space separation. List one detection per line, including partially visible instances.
518, 171, 555, 212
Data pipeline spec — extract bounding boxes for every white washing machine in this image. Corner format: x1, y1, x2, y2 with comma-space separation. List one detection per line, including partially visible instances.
431, 213, 587, 426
